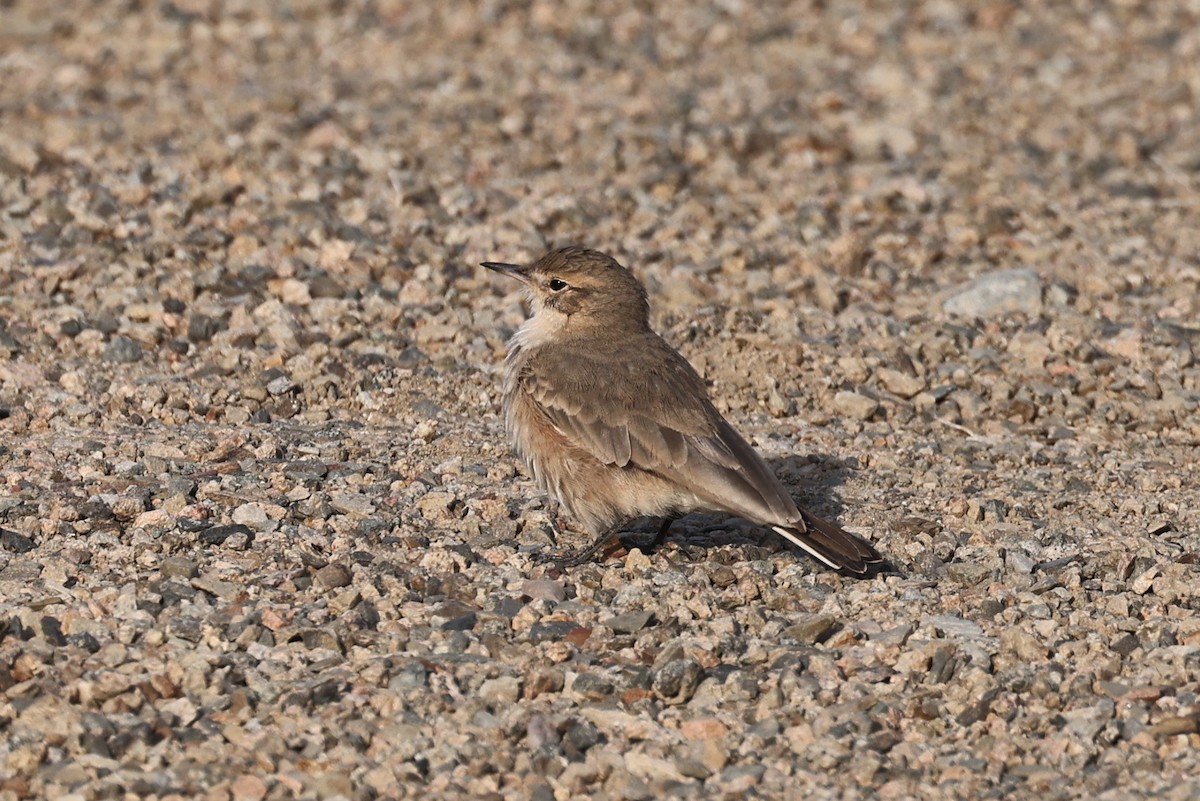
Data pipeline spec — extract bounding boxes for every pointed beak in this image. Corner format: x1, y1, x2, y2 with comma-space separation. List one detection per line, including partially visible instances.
481, 261, 531, 284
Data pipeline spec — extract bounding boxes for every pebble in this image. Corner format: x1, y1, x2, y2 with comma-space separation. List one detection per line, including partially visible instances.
159, 556, 198, 579
603, 610, 654, 634
521, 579, 566, 603
231, 503, 270, 528
653, 658, 704, 705
786, 613, 838, 644
832, 391, 879, 421
0, 528, 36, 553
876, 367, 925, 398
942, 267, 1043, 318
198, 524, 255, 547
102, 335, 142, 363
329, 491, 375, 517
478, 676, 521, 705
229, 777, 267, 801
314, 564, 353, 589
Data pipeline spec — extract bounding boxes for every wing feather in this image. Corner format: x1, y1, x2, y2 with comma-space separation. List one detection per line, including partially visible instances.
520, 338, 802, 525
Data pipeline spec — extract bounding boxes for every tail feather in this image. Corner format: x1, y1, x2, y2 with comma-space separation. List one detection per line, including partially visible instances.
772, 510, 883, 578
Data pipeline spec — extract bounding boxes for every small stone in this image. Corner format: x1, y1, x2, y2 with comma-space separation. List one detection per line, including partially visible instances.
718, 764, 766, 793
277, 278, 312, 305
103, 335, 142, 363
603, 610, 653, 634
561, 717, 601, 755
832, 390, 879, 421
132, 509, 172, 530
653, 658, 703, 705
525, 667, 565, 699
192, 576, 241, 601
231, 503, 270, 527
871, 623, 914, 647
694, 739, 729, 774
625, 752, 687, 784
315, 564, 353, 589
943, 267, 1043, 318
1062, 702, 1114, 740
680, 717, 728, 740
876, 367, 924, 398
198, 524, 254, 548
265, 375, 295, 395
441, 611, 477, 631
188, 314, 224, 342
160, 556, 198, 579
572, 672, 615, 700
330, 491, 375, 517
230, 774, 268, 801
0, 528, 35, 553
479, 676, 521, 705
110, 495, 147, 521
414, 491, 456, 520
1109, 633, 1140, 657
786, 613, 837, 644
624, 548, 653, 571
521, 578, 566, 603
1130, 565, 1159, 595
1000, 627, 1047, 661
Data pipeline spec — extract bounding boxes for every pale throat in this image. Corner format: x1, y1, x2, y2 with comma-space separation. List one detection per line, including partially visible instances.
511, 305, 569, 350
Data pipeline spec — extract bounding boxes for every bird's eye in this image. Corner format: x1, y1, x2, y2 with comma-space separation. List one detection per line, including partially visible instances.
547, 278, 568, 291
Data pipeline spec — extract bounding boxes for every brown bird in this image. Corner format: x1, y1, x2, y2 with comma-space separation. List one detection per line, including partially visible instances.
482, 246, 883, 577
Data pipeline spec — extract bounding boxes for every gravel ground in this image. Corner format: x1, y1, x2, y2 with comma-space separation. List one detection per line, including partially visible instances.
3, 2, 1200, 799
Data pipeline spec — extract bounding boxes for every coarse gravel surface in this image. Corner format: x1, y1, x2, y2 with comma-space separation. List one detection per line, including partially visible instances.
2, 2, 1200, 800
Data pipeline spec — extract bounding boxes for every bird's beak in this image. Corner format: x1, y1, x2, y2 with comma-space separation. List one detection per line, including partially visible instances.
481, 261, 531, 284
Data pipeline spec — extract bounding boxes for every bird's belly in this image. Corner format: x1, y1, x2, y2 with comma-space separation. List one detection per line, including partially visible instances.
502, 388, 697, 534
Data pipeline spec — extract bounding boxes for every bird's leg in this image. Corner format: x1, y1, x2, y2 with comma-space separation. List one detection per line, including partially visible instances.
537, 527, 624, 567
632, 516, 678, 553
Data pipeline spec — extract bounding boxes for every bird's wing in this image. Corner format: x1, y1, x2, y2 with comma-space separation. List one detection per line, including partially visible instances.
519, 338, 801, 524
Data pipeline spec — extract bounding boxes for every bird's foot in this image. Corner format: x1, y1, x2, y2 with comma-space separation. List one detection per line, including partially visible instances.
536, 518, 685, 567
535, 532, 623, 567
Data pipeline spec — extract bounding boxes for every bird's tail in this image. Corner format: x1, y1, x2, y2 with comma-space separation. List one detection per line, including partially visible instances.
772, 510, 883, 578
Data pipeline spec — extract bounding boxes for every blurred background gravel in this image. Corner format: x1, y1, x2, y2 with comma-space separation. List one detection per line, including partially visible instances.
1, 1, 1199, 799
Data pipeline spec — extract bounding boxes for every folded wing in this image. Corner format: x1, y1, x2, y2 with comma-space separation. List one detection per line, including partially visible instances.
520, 338, 803, 526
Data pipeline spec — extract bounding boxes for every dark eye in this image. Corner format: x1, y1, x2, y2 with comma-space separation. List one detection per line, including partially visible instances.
547, 278, 568, 291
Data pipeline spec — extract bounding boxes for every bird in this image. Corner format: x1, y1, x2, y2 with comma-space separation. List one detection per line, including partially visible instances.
481, 246, 883, 577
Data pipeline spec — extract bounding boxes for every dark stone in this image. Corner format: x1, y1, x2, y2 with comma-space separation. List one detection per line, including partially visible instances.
441, 612, 477, 631
40, 616, 67, 646
69, 632, 102, 653
103, 335, 142, 363
0, 528, 35, 553
284, 459, 328, 480
529, 620, 578, 644
187, 313, 225, 342
560, 718, 601, 757
198, 524, 255, 546
1110, 633, 1140, 657
571, 672, 614, 700
168, 616, 203, 642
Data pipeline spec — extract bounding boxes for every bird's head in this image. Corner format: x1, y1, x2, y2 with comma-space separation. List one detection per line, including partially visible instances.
483, 246, 650, 330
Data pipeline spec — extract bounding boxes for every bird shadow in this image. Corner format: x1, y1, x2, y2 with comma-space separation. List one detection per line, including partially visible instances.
765, 452, 859, 521
619, 453, 859, 549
